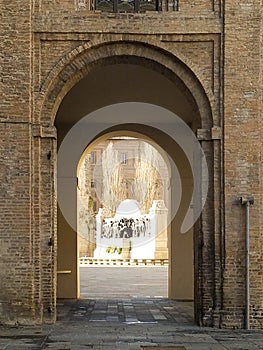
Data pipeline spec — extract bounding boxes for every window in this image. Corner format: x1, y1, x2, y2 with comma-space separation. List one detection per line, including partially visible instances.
93, 200, 97, 212
90, 151, 96, 165
91, 180, 96, 188
120, 152, 127, 165
93, 0, 161, 12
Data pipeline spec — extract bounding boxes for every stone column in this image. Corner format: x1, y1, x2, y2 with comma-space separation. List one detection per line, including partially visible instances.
122, 239, 131, 259
151, 200, 168, 259
33, 125, 57, 322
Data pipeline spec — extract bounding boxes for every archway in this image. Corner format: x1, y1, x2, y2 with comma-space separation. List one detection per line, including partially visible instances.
77, 132, 171, 257
77, 132, 172, 298
46, 41, 216, 325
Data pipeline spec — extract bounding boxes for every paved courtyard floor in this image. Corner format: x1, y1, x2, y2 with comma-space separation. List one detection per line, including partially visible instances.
79, 266, 168, 299
1, 266, 263, 349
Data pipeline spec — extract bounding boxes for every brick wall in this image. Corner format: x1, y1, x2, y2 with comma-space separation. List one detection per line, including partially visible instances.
0, 0, 262, 328
0, 0, 36, 324
223, 0, 263, 328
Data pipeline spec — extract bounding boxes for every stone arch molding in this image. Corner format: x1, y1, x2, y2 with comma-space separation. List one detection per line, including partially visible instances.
40, 39, 214, 128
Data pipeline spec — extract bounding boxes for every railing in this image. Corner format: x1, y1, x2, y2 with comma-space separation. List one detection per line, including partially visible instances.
79, 257, 169, 266
76, 0, 178, 12
95, 0, 159, 12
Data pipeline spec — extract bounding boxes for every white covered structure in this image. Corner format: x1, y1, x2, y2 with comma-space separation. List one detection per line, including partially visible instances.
94, 199, 168, 259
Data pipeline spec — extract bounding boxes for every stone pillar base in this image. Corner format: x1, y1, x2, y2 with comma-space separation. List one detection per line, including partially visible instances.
122, 239, 131, 259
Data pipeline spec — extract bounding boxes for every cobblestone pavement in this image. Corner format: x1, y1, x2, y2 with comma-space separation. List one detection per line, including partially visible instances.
1, 267, 263, 349
1, 298, 263, 350
59, 299, 194, 324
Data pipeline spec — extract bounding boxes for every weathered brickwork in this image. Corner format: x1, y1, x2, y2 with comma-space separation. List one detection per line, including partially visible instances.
223, 0, 263, 329
0, 0, 262, 329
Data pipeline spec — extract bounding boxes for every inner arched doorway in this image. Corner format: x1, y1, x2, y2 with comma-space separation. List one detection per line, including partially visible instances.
51, 46, 215, 325
56, 101, 206, 302
77, 132, 171, 260
77, 132, 172, 298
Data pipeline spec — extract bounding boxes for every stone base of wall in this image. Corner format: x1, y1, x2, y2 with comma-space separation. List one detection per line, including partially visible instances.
200, 307, 263, 329
219, 309, 245, 329
0, 301, 48, 326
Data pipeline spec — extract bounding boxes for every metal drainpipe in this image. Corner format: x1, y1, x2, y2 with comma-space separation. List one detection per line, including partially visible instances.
240, 196, 254, 330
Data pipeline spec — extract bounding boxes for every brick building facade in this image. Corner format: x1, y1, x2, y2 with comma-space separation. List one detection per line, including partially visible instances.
0, 0, 263, 328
